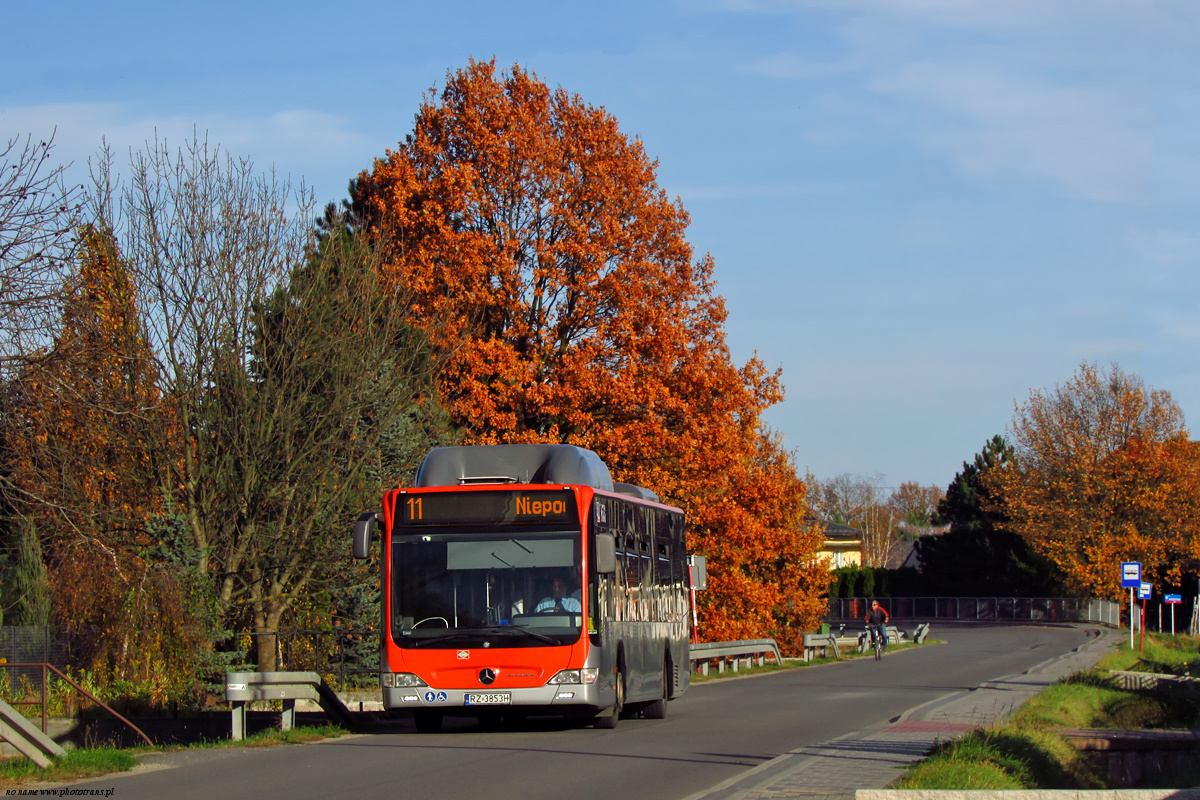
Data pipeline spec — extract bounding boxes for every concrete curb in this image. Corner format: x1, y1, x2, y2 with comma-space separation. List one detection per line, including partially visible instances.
859, 792, 1200, 800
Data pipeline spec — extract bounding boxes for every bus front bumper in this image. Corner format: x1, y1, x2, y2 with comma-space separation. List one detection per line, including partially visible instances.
384, 681, 611, 714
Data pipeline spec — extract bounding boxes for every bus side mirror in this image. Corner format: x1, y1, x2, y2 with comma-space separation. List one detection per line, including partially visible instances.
594, 533, 616, 575
353, 512, 380, 559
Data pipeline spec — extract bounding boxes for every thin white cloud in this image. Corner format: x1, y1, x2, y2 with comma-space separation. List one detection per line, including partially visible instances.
726, 0, 1198, 204
2, 103, 372, 201
671, 183, 836, 201
744, 52, 857, 80
1149, 229, 1196, 267
1157, 310, 1200, 347
722, 0, 1197, 35
875, 65, 1151, 203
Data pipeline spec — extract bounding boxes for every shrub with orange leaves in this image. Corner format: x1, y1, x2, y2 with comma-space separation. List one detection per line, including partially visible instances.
2, 225, 200, 700
353, 60, 826, 648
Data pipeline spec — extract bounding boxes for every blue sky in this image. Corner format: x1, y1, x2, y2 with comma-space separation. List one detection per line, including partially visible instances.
6, 0, 1198, 491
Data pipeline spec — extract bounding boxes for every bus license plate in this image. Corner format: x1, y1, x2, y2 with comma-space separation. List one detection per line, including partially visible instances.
465, 692, 510, 706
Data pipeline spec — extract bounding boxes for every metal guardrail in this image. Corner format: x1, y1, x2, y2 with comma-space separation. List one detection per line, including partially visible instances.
799, 622, 931, 661
801, 633, 840, 660
855, 625, 903, 653
827, 597, 1121, 626
689, 623, 936, 672
689, 639, 782, 676
225, 671, 356, 740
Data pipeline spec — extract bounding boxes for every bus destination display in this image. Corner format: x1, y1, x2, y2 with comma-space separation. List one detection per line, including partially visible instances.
398, 489, 577, 527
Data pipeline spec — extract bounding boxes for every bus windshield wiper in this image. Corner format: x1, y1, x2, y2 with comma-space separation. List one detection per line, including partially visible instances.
411, 632, 482, 648
411, 626, 559, 647
451, 625, 560, 645
495, 625, 558, 644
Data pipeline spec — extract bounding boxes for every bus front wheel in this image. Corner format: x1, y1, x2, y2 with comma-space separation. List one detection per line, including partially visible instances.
593, 668, 625, 729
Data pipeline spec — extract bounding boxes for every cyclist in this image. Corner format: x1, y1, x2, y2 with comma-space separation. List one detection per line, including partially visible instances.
865, 599, 890, 654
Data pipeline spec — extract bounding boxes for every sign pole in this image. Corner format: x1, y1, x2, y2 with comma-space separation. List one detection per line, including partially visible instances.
1140, 597, 1146, 652
1121, 562, 1141, 650
1138, 582, 1152, 651
1130, 587, 1135, 649
1164, 594, 1182, 636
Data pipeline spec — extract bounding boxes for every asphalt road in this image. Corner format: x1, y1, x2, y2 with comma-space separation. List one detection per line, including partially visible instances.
68, 623, 1099, 800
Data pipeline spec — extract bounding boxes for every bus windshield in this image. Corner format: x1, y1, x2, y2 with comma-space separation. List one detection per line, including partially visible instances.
391, 531, 584, 649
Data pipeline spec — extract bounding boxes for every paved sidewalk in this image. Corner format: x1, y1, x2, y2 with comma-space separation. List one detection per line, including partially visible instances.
685, 626, 1118, 800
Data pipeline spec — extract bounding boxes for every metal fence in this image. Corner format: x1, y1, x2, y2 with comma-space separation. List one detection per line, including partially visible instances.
224, 630, 379, 691
0, 627, 72, 684
827, 597, 1121, 626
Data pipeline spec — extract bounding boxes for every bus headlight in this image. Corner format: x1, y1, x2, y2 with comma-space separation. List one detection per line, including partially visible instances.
547, 668, 599, 685
383, 673, 428, 688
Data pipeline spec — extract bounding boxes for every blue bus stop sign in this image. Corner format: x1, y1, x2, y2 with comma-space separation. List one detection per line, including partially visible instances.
1121, 562, 1141, 588
1138, 582, 1152, 600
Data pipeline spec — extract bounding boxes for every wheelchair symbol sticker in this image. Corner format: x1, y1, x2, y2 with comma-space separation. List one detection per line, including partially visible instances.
423, 691, 447, 703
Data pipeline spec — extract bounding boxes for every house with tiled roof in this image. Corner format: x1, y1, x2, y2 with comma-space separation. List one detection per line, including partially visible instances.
811, 521, 863, 569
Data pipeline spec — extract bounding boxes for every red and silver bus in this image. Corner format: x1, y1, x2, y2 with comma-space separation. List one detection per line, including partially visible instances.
353, 444, 692, 731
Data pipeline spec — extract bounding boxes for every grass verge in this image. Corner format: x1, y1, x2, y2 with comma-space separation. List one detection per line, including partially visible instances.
893, 727, 1100, 790
1097, 631, 1200, 677
0, 723, 349, 790
894, 631, 1200, 790
0, 749, 138, 789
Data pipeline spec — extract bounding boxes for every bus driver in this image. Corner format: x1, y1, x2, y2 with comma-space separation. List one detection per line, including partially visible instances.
536, 574, 582, 613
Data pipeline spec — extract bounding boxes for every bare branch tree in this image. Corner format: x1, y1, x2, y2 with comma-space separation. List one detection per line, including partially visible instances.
808, 472, 901, 568
89, 133, 312, 586
0, 131, 85, 374
88, 135, 448, 669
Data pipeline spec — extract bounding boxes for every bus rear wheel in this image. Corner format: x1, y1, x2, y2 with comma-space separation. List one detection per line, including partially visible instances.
641, 656, 670, 720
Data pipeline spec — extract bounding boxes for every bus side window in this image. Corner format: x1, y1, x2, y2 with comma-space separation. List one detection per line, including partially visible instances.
623, 533, 638, 588
653, 510, 667, 587
639, 537, 651, 586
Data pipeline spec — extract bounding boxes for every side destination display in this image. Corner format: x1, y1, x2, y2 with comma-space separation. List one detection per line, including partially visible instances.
398, 489, 577, 527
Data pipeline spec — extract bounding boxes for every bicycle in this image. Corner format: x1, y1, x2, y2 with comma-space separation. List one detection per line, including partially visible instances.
865, 600, 890, 661
868, 624, 886, 660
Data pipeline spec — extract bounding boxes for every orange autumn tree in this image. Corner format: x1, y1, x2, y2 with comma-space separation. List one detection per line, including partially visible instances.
353, 60, 826, 649
695, 430, 828, 650
3, 225, 200, 698
991, 362, 1200, 599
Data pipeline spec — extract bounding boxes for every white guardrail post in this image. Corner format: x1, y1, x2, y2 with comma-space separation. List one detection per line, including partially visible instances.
689, 639, 783, 676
